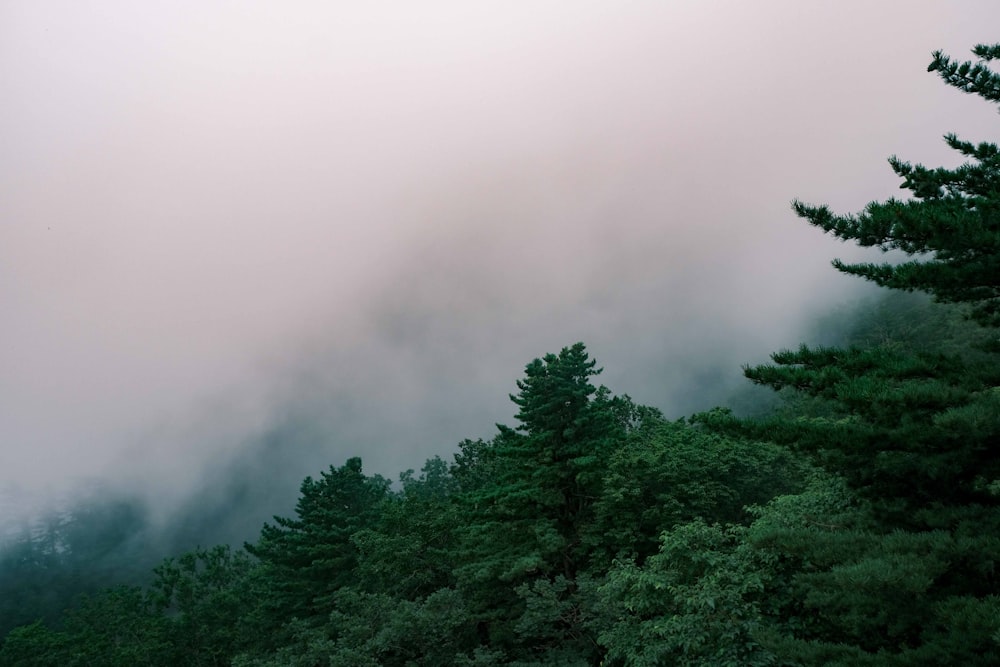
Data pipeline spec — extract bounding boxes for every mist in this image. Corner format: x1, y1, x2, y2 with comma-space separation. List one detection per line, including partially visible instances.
3, 1, 1000, 530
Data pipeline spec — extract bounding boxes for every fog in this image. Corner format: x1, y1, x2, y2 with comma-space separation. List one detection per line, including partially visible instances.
3, 2, 999, 527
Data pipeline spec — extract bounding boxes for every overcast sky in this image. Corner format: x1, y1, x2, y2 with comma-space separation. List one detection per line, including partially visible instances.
3, 1, 999, 519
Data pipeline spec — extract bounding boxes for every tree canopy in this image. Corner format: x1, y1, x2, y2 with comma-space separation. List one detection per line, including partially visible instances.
794, 44, 1000, 325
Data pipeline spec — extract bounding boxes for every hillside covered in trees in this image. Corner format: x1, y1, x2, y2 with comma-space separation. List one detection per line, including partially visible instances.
3, 43, 1000, 666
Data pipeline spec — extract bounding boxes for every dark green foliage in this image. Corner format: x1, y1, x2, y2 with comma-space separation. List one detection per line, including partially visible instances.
245, 457, 391, 631
0, 546, 262, 667
351, 457, 462, 599
699, 341, 1000, 520
596, 520, 776, 667
744, 477, 1000, 665
58, 586, 173, 666
685, 41, 1000, 663
928, 43, 1000, 103
227, 345, 645, 665
458, 343, 626, 580
589, 416, 803, 564
233, 588, 482, 667
699, 42, 1000, 529
149, 545, 258, 665
452, 344, 631, 662
323, 587, 479, 665
700, 41, 1000, 523
511, 574, 601, 666
0, 585, 173, 667
0, 621, 71, 667
794, 43, 1000, 326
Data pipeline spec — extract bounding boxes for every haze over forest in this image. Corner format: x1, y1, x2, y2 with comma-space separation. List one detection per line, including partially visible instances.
3, 1, 1000, 532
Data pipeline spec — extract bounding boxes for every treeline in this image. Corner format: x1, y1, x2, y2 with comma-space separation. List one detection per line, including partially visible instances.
3, 43, 1000, 666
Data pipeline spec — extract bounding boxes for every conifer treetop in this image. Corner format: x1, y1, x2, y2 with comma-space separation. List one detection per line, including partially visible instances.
794, 43, 1000, 326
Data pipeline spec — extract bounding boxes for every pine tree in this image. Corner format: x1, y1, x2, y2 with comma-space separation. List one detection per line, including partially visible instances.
793, 44, 1000, 326
454, 343, 629, 661
731, 42, 1000, 521
693, 43, 1000, 662
457, 344, 619, 582
244, 458, 391, 636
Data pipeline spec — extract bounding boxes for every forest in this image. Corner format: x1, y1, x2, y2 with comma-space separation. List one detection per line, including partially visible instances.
2, 43, 1000, 666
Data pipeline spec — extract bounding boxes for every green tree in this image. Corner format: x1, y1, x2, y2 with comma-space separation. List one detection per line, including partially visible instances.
351, 457, 462, 600
694, 42, 1000, 663
454, 343, 630, 661
713, 41, 1000, 522
589, 415, 804, 565
475, 343, 625, 580
149, 545, 259, 665
596, 519, 776, 667
794, 44, 1000, 326
701, 342, 1000, 521
0, 585, 174, 667
232, 588, 482, 667
245, 457, 391, 640
0, 621, 71, 667
745, 476, 1000, 665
